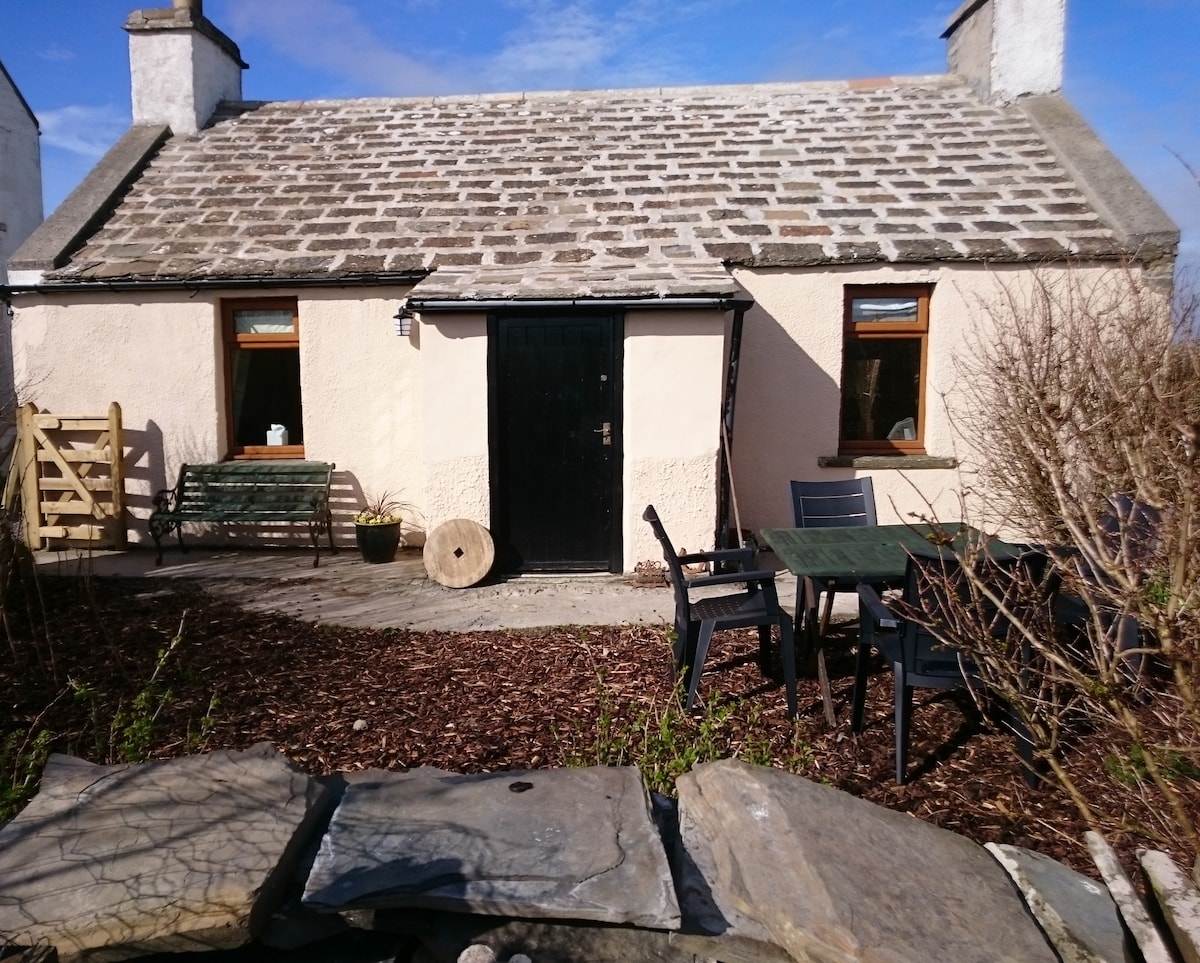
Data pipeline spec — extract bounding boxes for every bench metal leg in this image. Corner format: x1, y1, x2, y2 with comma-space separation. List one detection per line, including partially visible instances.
148, 517, 182, 566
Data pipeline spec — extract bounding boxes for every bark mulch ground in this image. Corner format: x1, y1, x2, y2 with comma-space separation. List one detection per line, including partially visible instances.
3, 574, 1195, 880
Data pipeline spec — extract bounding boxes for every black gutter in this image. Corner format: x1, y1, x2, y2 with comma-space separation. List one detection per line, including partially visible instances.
410, 296, 754, 312
2, 273, 430, 296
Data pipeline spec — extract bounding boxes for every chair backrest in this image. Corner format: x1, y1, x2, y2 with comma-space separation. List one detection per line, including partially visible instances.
642, 505, 690, 615
790, 478, 878, 528
898, 549, 1046, 677
1081, 493, 1162, 589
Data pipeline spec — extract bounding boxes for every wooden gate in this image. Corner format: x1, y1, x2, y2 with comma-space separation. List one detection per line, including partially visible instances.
7, 402, 126, 549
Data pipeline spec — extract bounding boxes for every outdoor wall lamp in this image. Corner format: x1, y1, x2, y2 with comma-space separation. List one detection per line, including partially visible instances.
393, 305, 417, 337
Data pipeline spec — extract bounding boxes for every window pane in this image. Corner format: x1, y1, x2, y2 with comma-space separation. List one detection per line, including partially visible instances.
234, 308, 295, 335
230, 348, 304, 446
850, 297, 919, 324
840, 337, 921, 441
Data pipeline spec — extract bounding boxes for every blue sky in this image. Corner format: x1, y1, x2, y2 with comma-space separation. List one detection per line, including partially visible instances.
2, 0, 1197, 273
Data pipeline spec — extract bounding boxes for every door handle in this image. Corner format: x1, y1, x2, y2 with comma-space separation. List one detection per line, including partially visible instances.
594, 422, 612, 446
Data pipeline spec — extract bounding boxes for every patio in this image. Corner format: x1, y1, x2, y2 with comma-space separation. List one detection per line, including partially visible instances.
29, 544, 818, 632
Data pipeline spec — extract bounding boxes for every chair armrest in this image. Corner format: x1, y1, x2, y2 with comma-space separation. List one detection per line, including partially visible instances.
858, 583, 899, 630
678, 547, 755, 569
686, 569, 779, 590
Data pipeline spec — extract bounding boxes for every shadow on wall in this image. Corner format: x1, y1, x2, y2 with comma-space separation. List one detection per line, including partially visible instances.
731, 301, 840, 531
334, 471, 426, 549
117, 432, 426, 552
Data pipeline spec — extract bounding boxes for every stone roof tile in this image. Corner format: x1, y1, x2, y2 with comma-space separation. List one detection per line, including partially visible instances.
45, 76, 1133, 296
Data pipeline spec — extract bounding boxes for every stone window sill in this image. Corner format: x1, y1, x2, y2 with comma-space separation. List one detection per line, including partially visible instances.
817, 454, 958, 470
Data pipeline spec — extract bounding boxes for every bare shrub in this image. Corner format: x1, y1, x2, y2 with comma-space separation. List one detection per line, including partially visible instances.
921, 266, 1200, 862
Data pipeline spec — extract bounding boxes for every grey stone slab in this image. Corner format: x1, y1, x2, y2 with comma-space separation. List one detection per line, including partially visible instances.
0, 743, 330, 961
1086, 832, 1175, 963
1140, 849, 1200, 963
672, 797, 794, 963
302, 766, 680, 929
677, 759, 1058, 963
988, 842, 1138, 962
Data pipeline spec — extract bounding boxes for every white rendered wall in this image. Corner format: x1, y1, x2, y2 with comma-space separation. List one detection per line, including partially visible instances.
991, 0, 1065, 100
947, 0, 1065, 103
730, 261, 1114, 541
418, 312, 492, 534
0, 71, 42, 282
623, 310, 728, 569
8, 261, 1133, 565
9, 287, 421, 547
129, 29, 241, 133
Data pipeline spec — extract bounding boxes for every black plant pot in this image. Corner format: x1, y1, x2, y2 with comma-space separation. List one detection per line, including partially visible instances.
355, 522, 402, 564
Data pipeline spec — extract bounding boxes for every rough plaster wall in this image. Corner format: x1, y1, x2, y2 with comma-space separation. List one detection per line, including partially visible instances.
0, 72, 42, 281
129, 29, 241, 133
991, 0, 1065, 100
419, 313, 491, 535
733, 263, 1005, 535
623, 312, 726, 568
298, 288, 424, 544
10, 293, 222, 540
948, 0, 1065, 103
731, 262, 1121, 542
946, 1, 997, 101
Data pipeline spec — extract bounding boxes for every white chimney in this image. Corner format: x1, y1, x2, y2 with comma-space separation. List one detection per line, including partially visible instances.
943, 0, 1066, 104
124, 1, 246, 135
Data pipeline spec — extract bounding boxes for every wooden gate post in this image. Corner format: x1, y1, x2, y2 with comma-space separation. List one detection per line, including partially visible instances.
16, 403, 42, 550
109, 402, 126, 548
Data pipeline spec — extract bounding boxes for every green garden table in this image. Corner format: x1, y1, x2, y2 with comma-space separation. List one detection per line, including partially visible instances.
758, 523, 1021, 724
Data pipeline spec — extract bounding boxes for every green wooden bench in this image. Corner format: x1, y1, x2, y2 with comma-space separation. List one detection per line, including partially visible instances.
148, 461, 336, 567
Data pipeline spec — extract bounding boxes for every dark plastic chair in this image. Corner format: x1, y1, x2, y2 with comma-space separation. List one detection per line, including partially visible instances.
789, 477, 879, 634
643, 505, 797, 717
1054, 494, 1161, 684
853, 549, 1043, 784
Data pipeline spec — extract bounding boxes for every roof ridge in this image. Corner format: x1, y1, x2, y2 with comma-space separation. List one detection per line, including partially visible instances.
212, 73, 961, 112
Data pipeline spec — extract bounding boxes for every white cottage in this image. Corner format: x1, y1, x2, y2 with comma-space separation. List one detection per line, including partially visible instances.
3, 0, 1178, 573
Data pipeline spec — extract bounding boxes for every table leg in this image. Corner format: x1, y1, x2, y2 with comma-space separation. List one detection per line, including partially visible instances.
796, 576, 836, 726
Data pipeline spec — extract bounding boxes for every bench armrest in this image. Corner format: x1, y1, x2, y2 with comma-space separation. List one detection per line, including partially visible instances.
151, 487, 177, 514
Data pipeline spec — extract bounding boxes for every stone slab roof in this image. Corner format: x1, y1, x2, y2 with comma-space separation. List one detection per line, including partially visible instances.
42, 76, 1141, 297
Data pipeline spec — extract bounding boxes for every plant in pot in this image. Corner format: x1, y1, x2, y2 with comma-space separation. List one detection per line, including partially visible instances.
354, 492, 405, 564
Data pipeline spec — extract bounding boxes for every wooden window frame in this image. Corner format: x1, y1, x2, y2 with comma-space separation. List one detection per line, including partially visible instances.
838, 284, 931, 456
222, 297, 305, 460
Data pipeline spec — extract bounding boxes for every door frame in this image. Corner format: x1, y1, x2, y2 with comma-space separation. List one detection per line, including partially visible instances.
487, 309, 624, 573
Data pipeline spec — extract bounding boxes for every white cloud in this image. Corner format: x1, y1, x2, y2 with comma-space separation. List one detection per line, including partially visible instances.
38, 104, 128, 158
222, 0, 470, 95
489, 3, 614, 89
36, 44, 77, 64
485, 0, 755, 91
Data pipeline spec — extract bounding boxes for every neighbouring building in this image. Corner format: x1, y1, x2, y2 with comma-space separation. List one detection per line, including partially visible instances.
0, 57, 41, 284
3, 0, 1178, 572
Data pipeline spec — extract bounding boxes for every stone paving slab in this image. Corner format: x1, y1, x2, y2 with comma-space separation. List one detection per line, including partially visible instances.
33, 546, 822, 631
988, 842, 1138, 962
677, 759, 1058, 963
1139, 849, 1200, 963
0, 744, 330, 961
302, 766, 680, 929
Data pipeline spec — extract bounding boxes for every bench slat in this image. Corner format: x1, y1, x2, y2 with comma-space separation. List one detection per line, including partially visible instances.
149, 461, 336, 566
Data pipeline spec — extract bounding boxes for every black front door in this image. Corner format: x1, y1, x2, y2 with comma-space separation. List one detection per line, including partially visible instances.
490, 313, 622, 572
